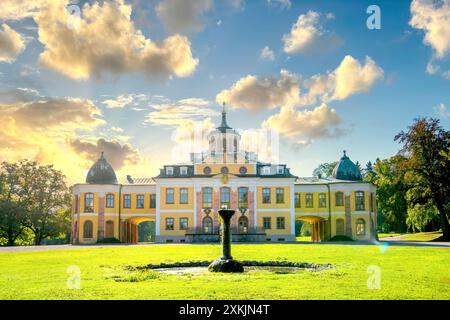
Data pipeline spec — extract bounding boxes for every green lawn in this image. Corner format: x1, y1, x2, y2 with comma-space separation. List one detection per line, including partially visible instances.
378, 232, 443, 241
400, 232, 443, 242
0, 243, 449, 300
378, 233, 402, 238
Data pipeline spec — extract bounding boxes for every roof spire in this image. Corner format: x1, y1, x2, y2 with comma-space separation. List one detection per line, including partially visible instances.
217, 101, 231, 131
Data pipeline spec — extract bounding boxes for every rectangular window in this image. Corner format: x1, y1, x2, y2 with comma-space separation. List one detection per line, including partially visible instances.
84, 193, 94, 212
180, 167, 187, 175
166, 188, 174, 204
262, 188, 271, 204
262, 166, 271, 175
305, 193, 313, 208
165, 218, 174, 230
123, 194, 131, 208
165, 167, 173, 175
276, 188, 285, 204
106, 194, 114, 208
263, 217, 271, 230
276, 217, 285, 229
335, 192, 344, 207
136, 195, 144, 208
221, 187, 230, 208
370, 193, 374, 212
202, 187, 212, 208
277, 166, 284, 174
179, 218, 188, 230
355, 191, 365, 211
294, 193, 301, 208
318, 193, 327, 208
150, 194, 156, 208
180, 188, 188, 204
238, 187, 248, 209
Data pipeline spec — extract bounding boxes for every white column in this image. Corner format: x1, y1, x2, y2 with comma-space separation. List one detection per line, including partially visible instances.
155, 185, 160, 236
290, 181, 295, 236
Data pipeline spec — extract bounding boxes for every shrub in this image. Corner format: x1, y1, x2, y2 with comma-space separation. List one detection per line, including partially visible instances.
329, 235, 354, 241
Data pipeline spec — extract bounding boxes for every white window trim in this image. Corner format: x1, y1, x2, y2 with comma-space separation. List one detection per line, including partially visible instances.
180, 166, 188, 175
166, 167, 174, 175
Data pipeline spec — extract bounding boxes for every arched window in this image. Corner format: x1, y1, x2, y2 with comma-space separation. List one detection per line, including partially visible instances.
83, 220, 93, 238
223, 137, 227, 153
105, 220, 114, 238
210, 137, 215, 154
233, 137, 238, 152
202, 216, 213, 234
336, 218, 344, 236
220, 187, 230, 208
238, 216, 248, 233
84, 193, 94, 213
356, 219, 366, 235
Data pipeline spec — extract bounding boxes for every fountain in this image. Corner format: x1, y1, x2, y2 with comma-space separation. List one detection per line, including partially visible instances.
208, 209, 244, 273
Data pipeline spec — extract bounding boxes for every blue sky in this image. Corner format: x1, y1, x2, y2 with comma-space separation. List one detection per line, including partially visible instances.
0, 0, 449, 183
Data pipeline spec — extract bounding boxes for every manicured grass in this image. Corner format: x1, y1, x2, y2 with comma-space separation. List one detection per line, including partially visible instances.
295, 236, 311, 242
378, 233, 402, 238
401, 232, 443, 242
0, 243, 449, 300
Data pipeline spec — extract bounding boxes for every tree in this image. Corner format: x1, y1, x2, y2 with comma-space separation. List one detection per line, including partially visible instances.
370, 156, 409, 232
15, 160, 71, 245
0, 162, 28, 246
312, 162, 338, 178
395, 117, 450, 240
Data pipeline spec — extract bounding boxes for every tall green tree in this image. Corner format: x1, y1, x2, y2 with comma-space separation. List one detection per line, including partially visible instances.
0, 162, 28, 246
395, 117, 450, 240
14, 160, 71, 245
370, 156, 409, 232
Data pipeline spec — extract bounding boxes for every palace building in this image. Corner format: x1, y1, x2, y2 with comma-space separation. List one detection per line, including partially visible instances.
71, 105, 377, 244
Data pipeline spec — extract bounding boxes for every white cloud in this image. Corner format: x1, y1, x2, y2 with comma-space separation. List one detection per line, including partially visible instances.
267, 0, 291, 10
35, 0, 199, 80
217, 55, 383, 110
426, 61, 440, 75
0, 0, 41, 20
260, 46, 275, 61
0, 24, 25, 63
146, 98, 218, 127
283, 10, 342, 54
216, 69, 301, 110
102, 94, 135, 108
410, 0, 450, 59
156, 0, 213, 34
303, 55, 384, 104
433, 103, 450, 118
262, 104, 345, 144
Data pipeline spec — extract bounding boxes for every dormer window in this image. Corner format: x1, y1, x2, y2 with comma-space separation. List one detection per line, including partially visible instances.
166, 167, 173, 175
277, 166, 284, 174
180, 166, 188, 175
262, 166, 271, 175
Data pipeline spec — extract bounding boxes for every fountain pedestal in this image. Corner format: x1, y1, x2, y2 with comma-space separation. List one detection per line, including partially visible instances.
208, 209, 244, 273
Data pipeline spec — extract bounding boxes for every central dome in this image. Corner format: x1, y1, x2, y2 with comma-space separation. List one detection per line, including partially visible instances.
332, 151, 362, 181
86, 152, 118, 184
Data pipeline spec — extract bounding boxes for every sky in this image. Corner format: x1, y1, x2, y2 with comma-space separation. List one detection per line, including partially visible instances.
0, 0, 449, 184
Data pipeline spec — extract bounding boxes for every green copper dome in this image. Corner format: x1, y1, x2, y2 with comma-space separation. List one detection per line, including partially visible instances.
86, 152, 118, 184
332, 151, 362, 181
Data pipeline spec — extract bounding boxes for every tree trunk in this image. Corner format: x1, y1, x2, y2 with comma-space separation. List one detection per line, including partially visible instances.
439, 210, 450, 241
34, 231, 41, 245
